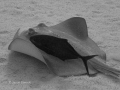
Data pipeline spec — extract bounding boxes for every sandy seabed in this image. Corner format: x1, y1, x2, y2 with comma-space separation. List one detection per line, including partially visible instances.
0, 0, 120, 90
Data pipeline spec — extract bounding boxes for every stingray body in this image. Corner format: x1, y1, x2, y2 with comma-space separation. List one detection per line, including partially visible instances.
9, 17, 120, 78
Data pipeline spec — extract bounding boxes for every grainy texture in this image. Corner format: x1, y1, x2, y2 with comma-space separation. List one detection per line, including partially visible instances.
0, 0, 120, 90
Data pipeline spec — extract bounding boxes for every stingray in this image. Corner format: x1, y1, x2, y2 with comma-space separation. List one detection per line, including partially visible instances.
8, 17, 120, 78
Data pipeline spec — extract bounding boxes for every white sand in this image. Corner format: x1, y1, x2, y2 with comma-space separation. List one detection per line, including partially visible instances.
0, 0, 120, 90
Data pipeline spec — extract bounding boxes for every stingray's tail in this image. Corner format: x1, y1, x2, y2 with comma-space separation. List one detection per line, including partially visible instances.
89, 57, 120, 78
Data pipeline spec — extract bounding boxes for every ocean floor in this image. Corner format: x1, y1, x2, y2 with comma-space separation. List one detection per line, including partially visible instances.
0, 0, 120, 90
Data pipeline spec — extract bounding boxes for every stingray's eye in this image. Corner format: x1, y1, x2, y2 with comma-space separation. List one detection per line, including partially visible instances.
28, 28, 36, 36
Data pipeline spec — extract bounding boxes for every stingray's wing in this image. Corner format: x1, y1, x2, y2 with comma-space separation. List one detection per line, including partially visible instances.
49, 17, 88, 40
8, 28, 47, 65
47, 17, 106, 59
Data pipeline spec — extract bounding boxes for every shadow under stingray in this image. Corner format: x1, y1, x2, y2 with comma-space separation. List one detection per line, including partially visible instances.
6, 51, 55, 88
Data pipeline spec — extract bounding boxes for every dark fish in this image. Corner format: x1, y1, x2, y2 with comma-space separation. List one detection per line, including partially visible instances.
30, 35, 97, 76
